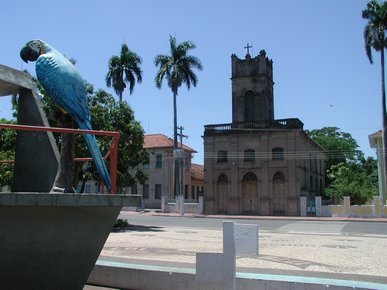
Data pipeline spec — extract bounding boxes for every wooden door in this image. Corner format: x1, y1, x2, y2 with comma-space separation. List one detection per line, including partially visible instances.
242, 173, 258, 214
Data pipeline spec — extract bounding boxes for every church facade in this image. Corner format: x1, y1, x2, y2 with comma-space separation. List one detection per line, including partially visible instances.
203, 50, 325, 216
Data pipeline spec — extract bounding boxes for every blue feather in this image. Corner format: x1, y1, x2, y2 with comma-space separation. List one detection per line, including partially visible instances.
35, 40, 112, 191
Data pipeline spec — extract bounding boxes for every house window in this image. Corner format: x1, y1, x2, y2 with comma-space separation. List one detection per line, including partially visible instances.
272, 147, 284, 160
217, 150, 228, 163
244, 149, 255, 162
156, 154, 162, 168
143, 184, 149, 199
155, 184, 162, 199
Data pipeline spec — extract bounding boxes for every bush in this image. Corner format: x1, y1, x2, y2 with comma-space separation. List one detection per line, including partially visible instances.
114, 218, 129, 228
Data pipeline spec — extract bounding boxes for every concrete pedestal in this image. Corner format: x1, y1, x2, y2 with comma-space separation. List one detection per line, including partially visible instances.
0, 193, 140, 290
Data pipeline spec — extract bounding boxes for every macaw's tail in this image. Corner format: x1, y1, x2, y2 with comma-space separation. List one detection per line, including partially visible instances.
78, 120, 112, 191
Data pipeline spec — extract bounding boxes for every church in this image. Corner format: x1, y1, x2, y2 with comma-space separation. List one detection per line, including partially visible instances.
203, 49, 325, 216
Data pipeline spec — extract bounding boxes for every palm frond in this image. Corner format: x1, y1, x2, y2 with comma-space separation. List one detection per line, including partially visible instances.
105, 44, 143, 101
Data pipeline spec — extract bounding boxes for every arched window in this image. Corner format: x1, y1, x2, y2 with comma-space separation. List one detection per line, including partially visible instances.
272, 147, 284, 160
217, 150, 228, 163
217, 174, 228, 183
245, 91, 255, 123
244, 149, 255, 162
242, 172, 258, 182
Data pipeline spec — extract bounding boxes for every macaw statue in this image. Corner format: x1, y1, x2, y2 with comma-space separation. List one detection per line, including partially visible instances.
20, 39, 112, 191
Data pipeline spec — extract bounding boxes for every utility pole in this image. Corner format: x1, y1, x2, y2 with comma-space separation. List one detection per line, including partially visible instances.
175, 126, 188, 216
177, 126, 188, 148
176, 126, 188, 198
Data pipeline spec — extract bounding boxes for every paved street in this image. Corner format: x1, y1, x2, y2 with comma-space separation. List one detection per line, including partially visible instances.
119, 211, 387, 235
96, 211, 387, 285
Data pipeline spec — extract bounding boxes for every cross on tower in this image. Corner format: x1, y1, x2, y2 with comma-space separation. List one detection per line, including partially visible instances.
244, 43, 252, 55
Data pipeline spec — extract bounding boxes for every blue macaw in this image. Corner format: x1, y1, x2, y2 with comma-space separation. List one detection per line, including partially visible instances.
20, 39, 112, 191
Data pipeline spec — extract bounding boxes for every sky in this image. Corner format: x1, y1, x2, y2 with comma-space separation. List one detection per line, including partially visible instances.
0, 0, 381, 165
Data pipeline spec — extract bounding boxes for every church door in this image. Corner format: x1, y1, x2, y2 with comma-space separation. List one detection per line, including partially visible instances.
217, 174, 228, 213
273, 172, 286, 215
242, 173, 259, 214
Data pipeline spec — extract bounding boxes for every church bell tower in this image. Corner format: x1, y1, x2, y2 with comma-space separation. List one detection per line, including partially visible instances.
231, 48, 274, 128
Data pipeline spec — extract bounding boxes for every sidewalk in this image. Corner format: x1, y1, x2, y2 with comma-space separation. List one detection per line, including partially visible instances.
95, 210, 387, 285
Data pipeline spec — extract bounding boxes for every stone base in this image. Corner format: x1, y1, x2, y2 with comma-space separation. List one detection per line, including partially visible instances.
0, 193, 140, 290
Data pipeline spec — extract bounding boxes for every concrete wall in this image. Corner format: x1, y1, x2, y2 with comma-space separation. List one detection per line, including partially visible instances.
87, 260, 386, 290
0, 192, 140, 290
162, 196, 204, 214
0, 64, 60, 192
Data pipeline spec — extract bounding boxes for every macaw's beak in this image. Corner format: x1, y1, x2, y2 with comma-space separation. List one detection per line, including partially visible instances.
20, 45, 39, 63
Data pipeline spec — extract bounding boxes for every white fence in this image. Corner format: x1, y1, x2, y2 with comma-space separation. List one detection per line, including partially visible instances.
300, 196, 387, 218
161, 196, 204, 215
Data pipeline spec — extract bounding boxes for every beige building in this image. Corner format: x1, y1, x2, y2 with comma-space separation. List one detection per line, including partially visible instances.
203, 50, 325, 216
130, 134, 204, 208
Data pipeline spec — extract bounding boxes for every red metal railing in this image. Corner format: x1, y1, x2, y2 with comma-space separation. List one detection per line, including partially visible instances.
0, 123, 119, 194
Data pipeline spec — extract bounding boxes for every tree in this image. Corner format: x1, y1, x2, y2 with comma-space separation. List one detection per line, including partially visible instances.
0, 119, 16, 187
86, 88, 149, 189
106, 44, 143, 102
326, 157, 378, 205
362, 0, 387, 190
306, 127, 378, 203
154, 35, 202, 196
305, 127, 363, 170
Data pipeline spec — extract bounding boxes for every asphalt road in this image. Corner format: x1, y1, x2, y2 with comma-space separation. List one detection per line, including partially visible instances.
119, 212, 387, 237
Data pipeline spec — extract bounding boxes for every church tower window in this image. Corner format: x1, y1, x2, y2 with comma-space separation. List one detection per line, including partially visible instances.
272, 148, 284, 160
217, 150, 228, 163
245, 91, 255, 123
244, 149, 255, 162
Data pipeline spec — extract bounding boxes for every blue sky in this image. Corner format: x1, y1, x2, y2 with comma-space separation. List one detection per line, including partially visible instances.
0, 0, 381, 164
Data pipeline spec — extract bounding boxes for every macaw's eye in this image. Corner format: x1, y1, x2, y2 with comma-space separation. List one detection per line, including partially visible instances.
30, 50, 39, 61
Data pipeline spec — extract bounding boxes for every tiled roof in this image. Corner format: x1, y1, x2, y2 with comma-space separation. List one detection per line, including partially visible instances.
191, 163, 204, 181
144, 134, 197, 153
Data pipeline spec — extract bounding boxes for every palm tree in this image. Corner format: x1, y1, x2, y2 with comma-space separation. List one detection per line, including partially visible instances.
362, 0, 387, 191
154, 35, 203, 197
106, 44, 143, 102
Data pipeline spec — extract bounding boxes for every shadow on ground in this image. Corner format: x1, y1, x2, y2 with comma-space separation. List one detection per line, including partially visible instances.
112, 224, 164, 233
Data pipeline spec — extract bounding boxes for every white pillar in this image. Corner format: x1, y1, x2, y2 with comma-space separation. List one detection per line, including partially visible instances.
315, 196, 322, 217
373, 196, 381, 217
161, 196, 166, 213
223, 222, 236, 290
300, 196, 307, 217
343, 196, 351, 217
198, 196, 204, 214
179, 194, 184, 216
